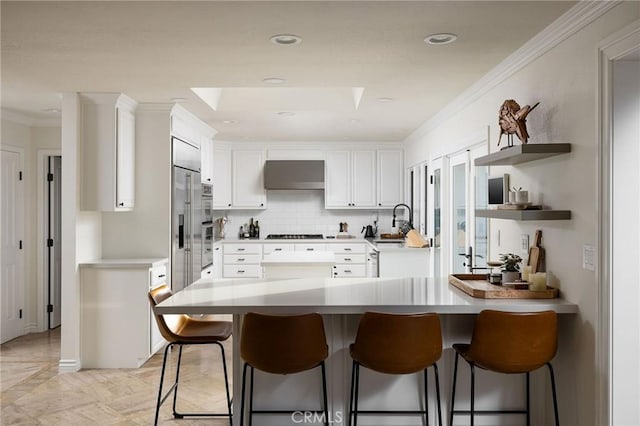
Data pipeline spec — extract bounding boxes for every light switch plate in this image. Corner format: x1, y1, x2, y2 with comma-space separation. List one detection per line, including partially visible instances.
583, 244, 596, 271
521, 234, 529, 253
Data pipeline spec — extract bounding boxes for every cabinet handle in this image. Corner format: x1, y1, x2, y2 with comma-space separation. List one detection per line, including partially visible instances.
260, 203, 264, 206
306, 248, 314, 251
237, 258, 245, 262
275, 248, 282, 251
228, 203, 232, 207
344, 248, 352, 251
237, 248, 245, 251
158, 274, 166, 278
119, 202, 124, 207
238, 270, 245, 273
344, 258, 352, 261
378, 203, 382, 206
207, 178, 211, 181
345, 270, 352, 273
215, 247, 220, 251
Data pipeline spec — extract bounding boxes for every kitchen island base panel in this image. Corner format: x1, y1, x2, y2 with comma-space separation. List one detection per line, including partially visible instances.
232, 314, 546, 426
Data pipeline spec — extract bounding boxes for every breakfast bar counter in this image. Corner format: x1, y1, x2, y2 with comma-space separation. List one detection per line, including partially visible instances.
155, 277, 577, 426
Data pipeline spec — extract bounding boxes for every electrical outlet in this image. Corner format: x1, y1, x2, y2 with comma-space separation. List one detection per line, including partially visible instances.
521, 234, 529, 253
583, 245, 596, 271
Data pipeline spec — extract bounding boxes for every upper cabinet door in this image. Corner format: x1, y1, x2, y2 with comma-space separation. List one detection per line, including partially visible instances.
200, 137, 213, 183
115, 107, 135, 209
232, 150, 266, 208
351, 150, 376, 208
325, 150, 351, 208
377, 150, 403, 207
212, 147, 232, 209
80, 92, 137, 212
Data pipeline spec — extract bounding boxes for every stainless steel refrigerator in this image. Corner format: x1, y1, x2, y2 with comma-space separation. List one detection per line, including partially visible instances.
172, 137, 202, 293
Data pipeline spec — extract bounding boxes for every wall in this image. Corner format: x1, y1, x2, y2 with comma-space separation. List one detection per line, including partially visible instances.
217, 190, 395, 239
403, 4, 640, 425
612, 58, 640, 425
1, 117, 61, 333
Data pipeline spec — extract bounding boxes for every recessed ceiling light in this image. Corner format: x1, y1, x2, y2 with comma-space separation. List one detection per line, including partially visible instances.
276, 111, 296, 117
377, 97, 394, 103
424, 33, 458, 45
262, 77, 286, 85
223, 120, 238, 124
42, 108, 60, 114
170, 97, 188, 103
270, 34, 303, 46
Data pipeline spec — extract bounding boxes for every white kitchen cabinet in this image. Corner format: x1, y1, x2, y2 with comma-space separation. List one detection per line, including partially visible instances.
232, 150, 266, 208
212, 146, 266, 210
377, 149, 404, 207
328, 243, 368, 277
213, 146, 232, 208
223, 243, 263, 278
80, 92, 137, 211
200, 136, 214, 183
212, 245, 223, 278
325, 150, 376, 209
171, 107, 201, 148
79, 258, 168, 368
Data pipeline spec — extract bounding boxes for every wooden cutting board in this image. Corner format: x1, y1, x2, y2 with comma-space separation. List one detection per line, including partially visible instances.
449, 274, 558, 299
528, 230, 545, 273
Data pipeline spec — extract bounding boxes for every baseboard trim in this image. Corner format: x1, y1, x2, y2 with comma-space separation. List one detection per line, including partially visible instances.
58, 359, 81, 373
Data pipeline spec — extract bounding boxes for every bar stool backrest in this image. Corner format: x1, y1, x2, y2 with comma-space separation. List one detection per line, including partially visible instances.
148, 284, 185, 344
352, 312, 442, 374
467, 310, 557, 373
240, 312, 328, 375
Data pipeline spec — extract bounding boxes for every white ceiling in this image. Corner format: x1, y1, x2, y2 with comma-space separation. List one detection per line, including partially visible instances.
1, 1, 575, 142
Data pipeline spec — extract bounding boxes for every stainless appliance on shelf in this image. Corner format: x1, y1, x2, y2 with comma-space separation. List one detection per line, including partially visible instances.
172, 137, 202, 293
201, 183, 213, 271
265, 234, 324, 239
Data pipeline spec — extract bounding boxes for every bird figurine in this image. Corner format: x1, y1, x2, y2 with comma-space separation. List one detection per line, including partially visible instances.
497, 99, 539, 147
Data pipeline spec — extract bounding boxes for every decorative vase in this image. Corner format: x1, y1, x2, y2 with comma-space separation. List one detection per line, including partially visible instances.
502, 271, 520, 283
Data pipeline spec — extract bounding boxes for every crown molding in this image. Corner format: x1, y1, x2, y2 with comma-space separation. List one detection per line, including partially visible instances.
404, 0, 621, 147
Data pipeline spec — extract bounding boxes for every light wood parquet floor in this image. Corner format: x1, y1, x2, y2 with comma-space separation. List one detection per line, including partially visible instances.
1, 328, 233, 425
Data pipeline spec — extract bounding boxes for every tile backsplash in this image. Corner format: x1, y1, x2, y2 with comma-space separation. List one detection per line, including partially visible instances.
213, 190, 405, 238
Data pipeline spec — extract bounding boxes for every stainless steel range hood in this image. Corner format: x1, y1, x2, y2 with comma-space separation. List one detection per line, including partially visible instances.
264, 160, 325, 190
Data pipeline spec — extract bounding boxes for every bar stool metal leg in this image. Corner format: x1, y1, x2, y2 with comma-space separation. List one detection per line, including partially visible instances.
154, 343, 174, 426
348, 360, 356, 426
215, 342, 233, 425
433, 363, 442, 426
424, 368, 429, 425
526, 372, 531, 426
547, 363, 560, 426
469, 363, 475, 426
449, 352, 459, 426
172, 345, 185, 417
321, 361, 329, 426
353, 362, 360, 426
249, 366, 255, 426
240, 363, 248, 426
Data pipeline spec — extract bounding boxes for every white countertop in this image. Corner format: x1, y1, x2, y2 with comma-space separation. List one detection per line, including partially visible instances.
261, 251, 336, 265
79, 258, 168, 269
154, 276, 578, 315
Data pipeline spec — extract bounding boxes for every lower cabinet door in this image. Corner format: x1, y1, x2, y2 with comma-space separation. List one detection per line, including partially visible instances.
223, 264, 262, 278
333, 264, 366, 277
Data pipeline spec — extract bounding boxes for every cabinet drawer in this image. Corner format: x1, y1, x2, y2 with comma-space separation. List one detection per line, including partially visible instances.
263, 244, 296, 254
295, 244, 327, 252
224, 243, 262, 254
150, 265, 168, 287
330, 243, 366, 254
224, 254, 261, 265
335, 254, 366, 264
223, 265, 262, 278
333, 265, 366, 277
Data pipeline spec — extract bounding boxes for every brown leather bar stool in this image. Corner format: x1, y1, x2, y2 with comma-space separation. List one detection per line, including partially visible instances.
239, 312, 329, 426
348, 312, 443, 426
148, 284, 232, 426
449, 310, 559, 426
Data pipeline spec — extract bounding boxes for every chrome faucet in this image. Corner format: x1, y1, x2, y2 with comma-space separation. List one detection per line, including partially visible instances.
392, 204, 413, 229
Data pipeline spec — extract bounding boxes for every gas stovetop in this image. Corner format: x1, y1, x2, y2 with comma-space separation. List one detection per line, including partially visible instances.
265, 234, 324, 240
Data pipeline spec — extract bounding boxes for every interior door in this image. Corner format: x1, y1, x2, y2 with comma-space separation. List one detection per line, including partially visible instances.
1, 149, 25, 343
47, 156, 62, 329
449, 152, 469, 274
429, 158, 444, 278
470, 146, 489, 269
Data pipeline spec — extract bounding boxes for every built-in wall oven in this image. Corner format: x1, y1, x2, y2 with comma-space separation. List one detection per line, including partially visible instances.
202, 183, 214, 270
